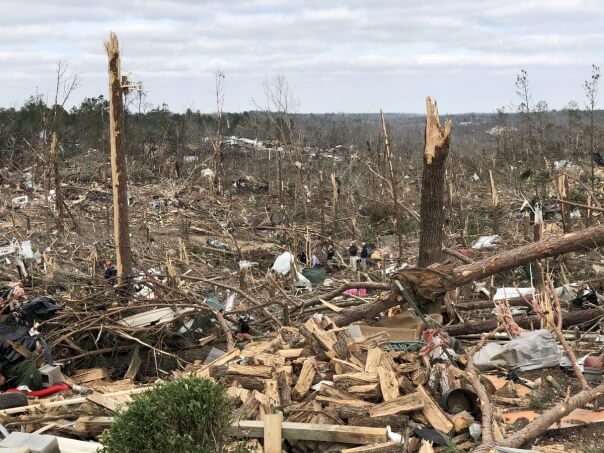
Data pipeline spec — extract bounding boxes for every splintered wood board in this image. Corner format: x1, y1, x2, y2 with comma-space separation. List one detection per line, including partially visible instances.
231, 420, 387, 445
118, 307, 195, 328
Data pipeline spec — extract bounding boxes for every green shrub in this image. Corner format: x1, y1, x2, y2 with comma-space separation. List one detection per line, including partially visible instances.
99, 377, 234, 453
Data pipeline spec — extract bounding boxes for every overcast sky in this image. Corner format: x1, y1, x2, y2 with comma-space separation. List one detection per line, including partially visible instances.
1, 0, 602, 113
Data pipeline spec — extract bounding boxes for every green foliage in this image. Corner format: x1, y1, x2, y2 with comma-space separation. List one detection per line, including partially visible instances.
442, 439, 464, 453
99, 377, 234, 453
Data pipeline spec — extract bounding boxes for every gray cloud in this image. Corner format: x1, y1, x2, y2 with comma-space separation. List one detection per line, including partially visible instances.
0, 0, 602, 112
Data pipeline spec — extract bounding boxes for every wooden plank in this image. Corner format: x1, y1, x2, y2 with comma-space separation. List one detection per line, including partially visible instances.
417, 385, 453, 434
320, 299, 344, 313
264, 414, 282, 453
192, 348, 241, 378
71, 368, 110, 384
333, 372, 378, 387
56, 436, 102, 453
369, 393, 423, 417
377, 366, 399, 402
75, 416, 114, 434
228, 365, 273, 379
304, 318, 338, 352
124, 346, 141, 381
364, 348, 383, 373
292, 357, 316, 401
276, 348, 304, 359
264, 379, 281, 407
348, 383, 380, 397
253, 352, 286, 367
241, 339, 282, 358
331, 358, 364, 373
319, 383, 357, 400
341, 442, 404, 453
86, 392, 125, 412
118, 307, 195, 328
231, 420, 388, 445
418, 440, 435, 453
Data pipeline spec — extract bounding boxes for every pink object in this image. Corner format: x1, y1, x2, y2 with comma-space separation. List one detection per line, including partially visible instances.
344, 288, 367, 297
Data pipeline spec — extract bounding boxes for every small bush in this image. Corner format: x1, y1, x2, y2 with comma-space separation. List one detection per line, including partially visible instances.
99, 377, 234, 453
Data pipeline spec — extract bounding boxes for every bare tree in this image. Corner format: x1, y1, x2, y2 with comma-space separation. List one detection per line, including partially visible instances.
515, 69, 535, 166
47, 61, 79, 232
259, 76, 306, 217
212, 70, 226, 192
583, 64, 600, 220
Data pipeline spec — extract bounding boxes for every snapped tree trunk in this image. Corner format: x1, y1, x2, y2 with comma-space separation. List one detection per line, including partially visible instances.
419, 97, 452, 269
49, 132, 64, 233
105, 32, 133, 280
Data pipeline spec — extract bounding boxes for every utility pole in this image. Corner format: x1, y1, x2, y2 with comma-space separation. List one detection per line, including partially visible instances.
105, 32, 133, 280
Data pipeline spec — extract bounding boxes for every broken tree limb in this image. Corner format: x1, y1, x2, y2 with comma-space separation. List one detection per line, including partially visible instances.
557, 198, 604, 213
332, 292, 400, 327
453, 224, 604, 286
455, 297, 532, 311
499, 381, 604, 450
444, 307, 604, 336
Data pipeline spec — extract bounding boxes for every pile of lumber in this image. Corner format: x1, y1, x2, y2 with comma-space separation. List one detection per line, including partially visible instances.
178, 315, 477, 451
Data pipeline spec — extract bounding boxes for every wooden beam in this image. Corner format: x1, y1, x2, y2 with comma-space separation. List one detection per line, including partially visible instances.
263, 414, 282, 453
231, 421, 388, 445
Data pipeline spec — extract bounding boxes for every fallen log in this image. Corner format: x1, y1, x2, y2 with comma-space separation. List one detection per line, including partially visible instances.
453, 224, 604, 286
333, 224, 604, 327
455, 297, 532, 311
444, 308, 604, 336
332, 292, 400, 327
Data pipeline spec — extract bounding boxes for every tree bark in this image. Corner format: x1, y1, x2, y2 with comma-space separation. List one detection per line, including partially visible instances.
499, 381, 604, 449
453, 224, 604, 286
332, 224, 604, 327
105, 32, 133, 279
443, 308, 603, 336
49, 132, 64, 233
419, 97, 452, 269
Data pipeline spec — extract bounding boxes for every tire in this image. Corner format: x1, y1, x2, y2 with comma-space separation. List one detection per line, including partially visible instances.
0, 392, 27, 410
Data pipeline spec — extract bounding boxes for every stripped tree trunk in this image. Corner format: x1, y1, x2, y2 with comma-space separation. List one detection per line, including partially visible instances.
105, 32, 133, 280
557, 174, 571, 233
49, 132, 64, 233
380, 110, 402, 261
489, 170, 500, 235
419, 97, 452, 279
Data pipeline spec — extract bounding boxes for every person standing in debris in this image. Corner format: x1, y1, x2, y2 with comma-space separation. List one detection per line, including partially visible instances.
297, 251, 307, 265
326, 245, 335, 269
360, 242, 369, 271
311, 254, 319, 268
348, 241, 358, 271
